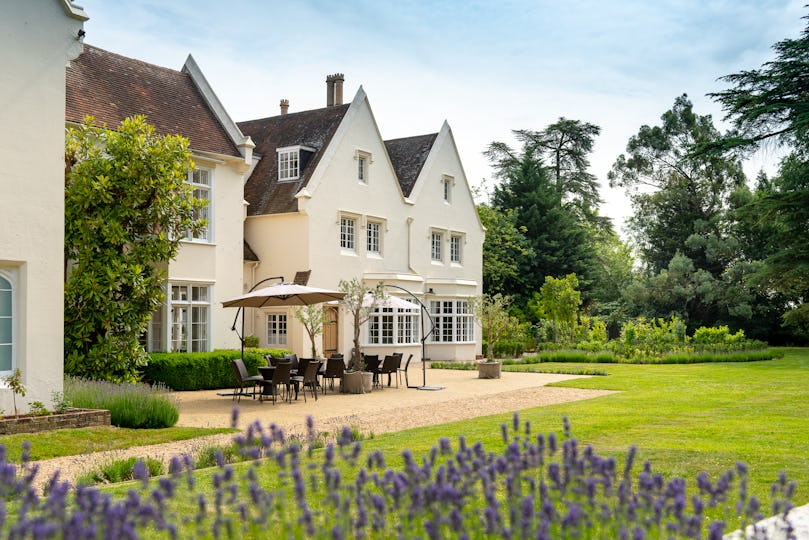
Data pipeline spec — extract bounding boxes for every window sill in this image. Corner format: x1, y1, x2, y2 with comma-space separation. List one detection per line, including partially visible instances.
341, 249, 358, 257
431, 260, 444, 266
367, 252, 383, 260
180, 239, 217, 246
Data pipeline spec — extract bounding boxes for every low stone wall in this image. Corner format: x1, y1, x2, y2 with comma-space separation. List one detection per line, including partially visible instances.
0, 408, 111, 435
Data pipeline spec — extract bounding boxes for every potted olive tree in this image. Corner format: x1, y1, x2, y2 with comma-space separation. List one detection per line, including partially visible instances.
471, 293, 515, 379
338, 278, 384, 393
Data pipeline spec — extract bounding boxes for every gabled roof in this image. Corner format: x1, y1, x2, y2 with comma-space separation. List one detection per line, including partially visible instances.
384, 133, 438, 197
239, 105, 350, 215
66, 45, 240, 157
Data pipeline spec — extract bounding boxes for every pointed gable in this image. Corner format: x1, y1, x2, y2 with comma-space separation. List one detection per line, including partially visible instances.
239, 104, 349, 215
66, 45, 240, 157
384, 133, 438, 197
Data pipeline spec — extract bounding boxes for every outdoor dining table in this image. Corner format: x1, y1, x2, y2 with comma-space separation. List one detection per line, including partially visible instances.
258, 365, 299, 401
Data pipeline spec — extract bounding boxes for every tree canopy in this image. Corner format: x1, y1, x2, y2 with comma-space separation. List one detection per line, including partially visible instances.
64, 116, 202, 382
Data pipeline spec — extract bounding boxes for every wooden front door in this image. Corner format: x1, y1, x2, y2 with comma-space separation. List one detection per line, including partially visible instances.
322, 306, 338, 357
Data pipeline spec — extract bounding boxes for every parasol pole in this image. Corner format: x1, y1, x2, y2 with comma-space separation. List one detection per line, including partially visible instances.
231, 275, 284, 363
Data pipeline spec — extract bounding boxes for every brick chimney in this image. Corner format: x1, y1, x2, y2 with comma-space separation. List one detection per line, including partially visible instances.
280, 99, 289, 115
326, 73, 345, 107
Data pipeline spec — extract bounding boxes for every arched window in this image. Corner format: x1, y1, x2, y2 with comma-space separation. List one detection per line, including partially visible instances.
0, 273, 14, 373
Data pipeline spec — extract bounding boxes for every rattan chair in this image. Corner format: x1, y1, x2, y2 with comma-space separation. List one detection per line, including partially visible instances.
230, 359, 263, 402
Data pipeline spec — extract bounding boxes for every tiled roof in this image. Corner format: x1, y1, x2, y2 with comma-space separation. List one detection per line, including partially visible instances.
239, 105, 350, 215
384, 133, 438, 197
244, 240, 259, 262
66, 45, 240, 157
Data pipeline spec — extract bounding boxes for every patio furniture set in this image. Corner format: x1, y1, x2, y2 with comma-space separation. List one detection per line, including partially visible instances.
230, 352, 413, 404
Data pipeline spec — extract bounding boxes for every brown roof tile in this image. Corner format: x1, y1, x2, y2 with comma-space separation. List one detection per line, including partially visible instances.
66, 45, 240, 157
243, 240, 259, 262
238, 105, 349, 215
384, 133, 438, 197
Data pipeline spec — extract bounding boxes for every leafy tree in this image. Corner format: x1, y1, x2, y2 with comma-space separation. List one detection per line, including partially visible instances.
706, 14, 809, 342
486, 140, 598, 308
708, 14, 809, 152
609, 95, 746, 275
533, 273, 582, 343
470, 293, 515, 362
509, 120, 606, 228
477, 203, 533, 297
294, 304, 325, 359
64, 116, 202, 382
338, 278, 384, 372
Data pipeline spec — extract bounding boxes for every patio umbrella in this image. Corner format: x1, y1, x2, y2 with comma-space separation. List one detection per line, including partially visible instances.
223, 282, 345, 308
222, 282, 346, 377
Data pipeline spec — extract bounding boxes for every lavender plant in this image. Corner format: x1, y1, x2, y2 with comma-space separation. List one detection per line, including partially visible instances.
0, 413, 796, 538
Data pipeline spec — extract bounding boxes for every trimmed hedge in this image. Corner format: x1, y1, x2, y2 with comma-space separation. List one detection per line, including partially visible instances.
143, 348, 290, 391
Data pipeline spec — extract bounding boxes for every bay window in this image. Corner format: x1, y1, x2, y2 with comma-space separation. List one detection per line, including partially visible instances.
428, 299, 474, 343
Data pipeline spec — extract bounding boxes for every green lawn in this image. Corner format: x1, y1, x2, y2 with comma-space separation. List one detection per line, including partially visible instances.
0, 426, 235, 462
368, 347, 809, 505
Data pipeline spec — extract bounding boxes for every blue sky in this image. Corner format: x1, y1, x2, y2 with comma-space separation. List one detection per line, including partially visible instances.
75, 0, 806, 232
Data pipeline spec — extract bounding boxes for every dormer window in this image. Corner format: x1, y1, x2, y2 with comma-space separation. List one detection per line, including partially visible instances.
277, 145, 315, 182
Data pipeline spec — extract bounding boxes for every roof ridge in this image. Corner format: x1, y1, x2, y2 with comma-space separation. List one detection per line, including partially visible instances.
238, 103, 350, 125
384, 132, 438, 144
82, 44, 185, 76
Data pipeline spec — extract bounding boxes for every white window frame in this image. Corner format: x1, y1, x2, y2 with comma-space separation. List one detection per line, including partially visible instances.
365, 306, 420, 346
356, 150, 371, 184
0, 270, 16, 375
184, 167, 213, 243
139, 304, 166, 353
277, 147, 299, 181
431, 231, 443, 262
267, 313, 288, 346
367, 220, 382, 255
169, 283, 211, 353
442, 175, 454, 203
428, 299, 474, 344
450, 234, 463, 264
340, 215, 357, 252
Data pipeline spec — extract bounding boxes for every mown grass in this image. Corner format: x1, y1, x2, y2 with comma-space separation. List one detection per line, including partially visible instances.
381, 348, 809, 504
0, 426, 235, 462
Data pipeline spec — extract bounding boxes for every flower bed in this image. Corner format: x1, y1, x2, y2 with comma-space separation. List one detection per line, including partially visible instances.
0, 408, 110, 435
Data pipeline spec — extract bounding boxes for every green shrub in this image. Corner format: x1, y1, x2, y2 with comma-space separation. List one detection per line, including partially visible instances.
193, 443, 243, 469
143, 348, 290, 391
64, 376, 179, 428
77, 457, 163, 486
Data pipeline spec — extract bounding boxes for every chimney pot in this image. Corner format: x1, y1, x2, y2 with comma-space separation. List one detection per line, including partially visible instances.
280, 99, 289, 115
333, 73, 344, 106
326, 74, 335, 107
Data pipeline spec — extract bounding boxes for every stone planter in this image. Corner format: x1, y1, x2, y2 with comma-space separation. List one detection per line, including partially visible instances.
477, 361, 502, 379
341, 371, 374, 394
0, 408, 111, 435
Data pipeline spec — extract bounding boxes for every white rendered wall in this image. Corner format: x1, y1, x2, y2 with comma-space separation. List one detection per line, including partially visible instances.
0, 0, 85, 412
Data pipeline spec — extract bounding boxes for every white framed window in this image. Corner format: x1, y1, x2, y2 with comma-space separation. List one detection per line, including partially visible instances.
278, 148, 300, 181
431, 231, 443, 262
356, 150, 371, 184
450, 234, 463, 264
185, 168, 212, 242
367, 221, 381, 254
341, 216, 356, 251
442, 175, 453, 203
169, 284, 211, 352
0, 271, 15, 374
267, 313, 287, 346
139, 305, 165, 353
366, 306, 420, 345
428, 299, 474, 343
